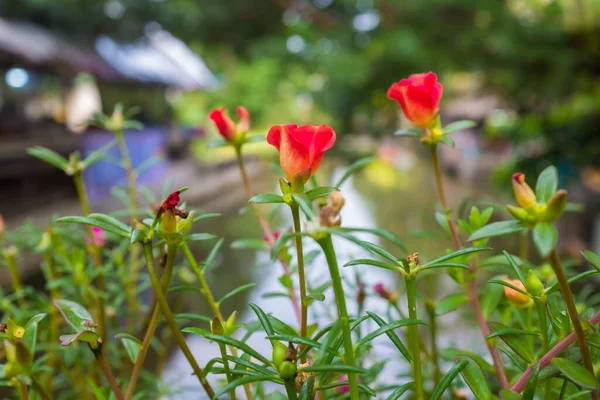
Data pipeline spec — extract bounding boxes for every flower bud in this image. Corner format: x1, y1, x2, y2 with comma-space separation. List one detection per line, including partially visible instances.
524, 270, 544, 297
272, 340, 287, 368
503, 279, 532, 308
211, 317, 224, 335
506, 205, 535, 225
225, 311, 237, 333
374, 283, 398, 303
512, 173, 537, 208
544, 189, 567, 222
278, 361, 297, 380
176, 210, 196, 234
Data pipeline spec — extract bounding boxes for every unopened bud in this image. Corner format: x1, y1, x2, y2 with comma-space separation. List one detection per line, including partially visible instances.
225, 311, 237, 333
279, 361, 297, 380
506, 205, 535, 225
211, 317, 224, 335
374, 283, 397, 303
512, 173, 537, 208
503, 279, 532, 308
544, 189, 567, 222
525, 270, 544, 297
272, 341, 287, 368
177, 210, 196, 234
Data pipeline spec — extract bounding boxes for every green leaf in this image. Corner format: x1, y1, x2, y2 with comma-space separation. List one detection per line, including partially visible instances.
533, 223, 557, 257
468, 221, 526, 242
421, 246, 491, 268
480, 282, 504, 319
305, 186, 337, 200
488, 322, 534, 363
185, 233, 218, 242
366, 312, 412, 362
88, 213, 131, 234
394, 128, 422, 137
335, 156, 378, 188
436, 294, 469, 316
551, 358, 597, 389
523, 363, 540, 400
328, 230, 398, 263
355, 319, 425, 348
343, 258, 401, 272
431, 359, 469, 400
439, 136, 455, 148
330, 227, 406, 252
546, 270, 600, 294
503, 251, 526, 284
174, 313, 212, 323
248, 303, 275, 337
536, 166, 558, 203
213, 375, 282, 398
564, 390, 593, 399
266, 334, 325, 354
114, 333, 142, 363
292, 194, 316, 220
299, 364, 367, 374
23, 314, 46, 355
316, 381, 376, 397
499, 389, 523, 400
418, 262, 471, 272
386, 382, 415, 400
56, 216, 130, 238
443, 120, 477, 134
182, 329, 271, 365
440, 348, 493, 373
231, 239, 268, 251
81, 140, 116, 169
299, 376, 316, 400
217, 283, 256, 305
581, 250, 600, 273
54, 299, 96, 333
487, 328, 539, 340
456, 355, 493, 400
248, 194, 284, 204
488, 279, 533, 298
27, 146, 69, 171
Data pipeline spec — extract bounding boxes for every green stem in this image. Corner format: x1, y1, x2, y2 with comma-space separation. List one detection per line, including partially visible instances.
219, 343, 237, 400
73, 171, 107, 339
548, 249, 598, 399
535, 298, 552, 400
142, 243, 216, 399
31, 377, 52, 400
291, 205, 308, 363
426, 301, 442, 386
316, 235, 359, 400
523, 306, 534, 355
284, 379, 298, 400
405, 276, 424, 400
5, 251, 24, 306
181, 243, 254, 400
124, 244, 177, 399
519, 230, 529, 261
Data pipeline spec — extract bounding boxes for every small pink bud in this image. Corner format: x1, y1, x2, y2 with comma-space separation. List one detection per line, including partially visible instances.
374, 283, 385, 296
336, 377, 350, 394
92, 227, 106, 247
263, 231, 281, 244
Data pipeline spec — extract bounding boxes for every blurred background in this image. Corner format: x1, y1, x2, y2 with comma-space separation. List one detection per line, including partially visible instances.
1, 0, 600, 396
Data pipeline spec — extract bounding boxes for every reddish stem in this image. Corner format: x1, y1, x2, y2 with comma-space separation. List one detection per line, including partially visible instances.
511, 309, 600, 392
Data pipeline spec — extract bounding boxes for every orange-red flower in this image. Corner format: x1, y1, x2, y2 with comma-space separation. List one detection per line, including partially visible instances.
208, 106, 250, 141
512, 173, 537, 208
503, 279, 532, 308
387, 72, 443, 128
266, 124, 336, 184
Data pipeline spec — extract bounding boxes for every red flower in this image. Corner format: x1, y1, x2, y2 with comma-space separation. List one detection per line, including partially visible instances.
163, 192, 181, 211
387, 72, 443, 128
208, 106, 250, 141
266, 124, 336, 183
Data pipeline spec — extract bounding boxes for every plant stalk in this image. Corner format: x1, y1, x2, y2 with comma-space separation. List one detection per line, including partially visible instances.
512, 307, 600, 392
291, 205, 308, 363
124, 242, 177, 399
548, 249, 598, 399
426, 301, 442, 386
405, 276, 424, 400
218, 342, 237, 400
19, 381, 27, 400
31, 377, 52, 400
142, 242, 215, 398
284, 379, 299, 400
316, 235, 359, 400
235, 147, 302, 325
5, 251, 24, 306
73, 171, 107, 339
535, 298, 552, 400
429, 144, 509, 389
99, 355, 125, 400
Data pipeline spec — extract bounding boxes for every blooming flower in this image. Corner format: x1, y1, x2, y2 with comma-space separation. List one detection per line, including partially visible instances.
387, 72, 443, 128
512, 173, 537, 209
208, 106, 250, 141
266, 124, 336, 184
503, 279, 532, 308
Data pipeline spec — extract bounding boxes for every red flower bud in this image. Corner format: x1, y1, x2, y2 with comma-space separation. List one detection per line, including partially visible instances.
387, 72, 443, 128
263, 231, 280, 244
163, 191, 180, 211
209, 106, 251, 141
209, 108, 236, 141
503, 279, 532, 308
266, 124, 336, 184
512, 173, 537, 208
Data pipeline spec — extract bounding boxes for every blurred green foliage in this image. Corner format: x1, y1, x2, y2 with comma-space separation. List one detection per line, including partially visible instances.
4, 0, 600, 167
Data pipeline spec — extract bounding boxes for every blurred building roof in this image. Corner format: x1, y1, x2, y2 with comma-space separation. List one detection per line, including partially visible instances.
0, 17, 217, 90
